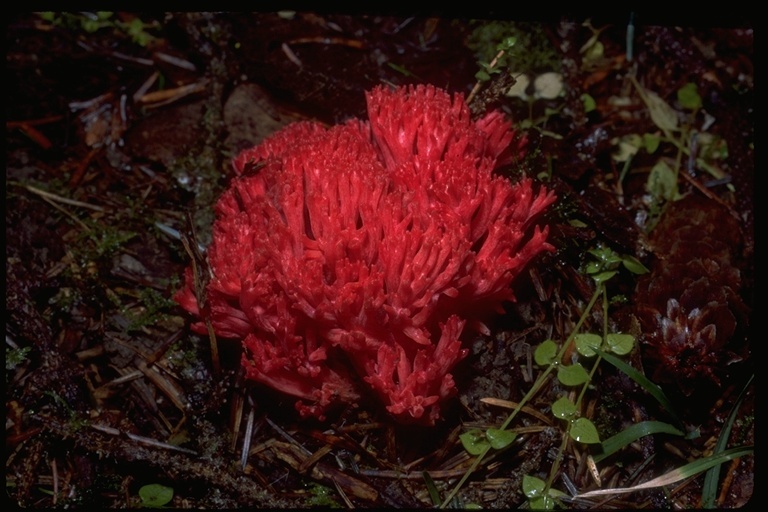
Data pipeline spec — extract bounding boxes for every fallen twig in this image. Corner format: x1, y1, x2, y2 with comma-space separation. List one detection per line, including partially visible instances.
22, 183, 105, 211
90, 423, 199, 455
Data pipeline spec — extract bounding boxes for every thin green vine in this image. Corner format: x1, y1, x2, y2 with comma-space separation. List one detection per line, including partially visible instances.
442, 246, 648, 509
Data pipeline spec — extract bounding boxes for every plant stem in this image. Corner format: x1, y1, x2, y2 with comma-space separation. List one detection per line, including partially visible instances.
441, 284, 603, 507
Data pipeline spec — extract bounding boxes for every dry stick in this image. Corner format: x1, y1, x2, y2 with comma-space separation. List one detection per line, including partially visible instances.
23, 184, 105, 211
716, 457, 742, 506
90, 423, 198, 455
230, 369, 249, 453
287, 36, 364, 48
6, 115, 64, 127
51, 458, 59, 505
37, 195, 92, 232
16, 123, 53, 149
8, 114, 64, 149
153, 51, 197, 71
265, 416, 311, 456
204, 319, 222, 377
281, 43, 303, 67
268, 439, 378, 502
69, 147, 100, 188
136, 360, 187, 412
240, 396, 257, 470
299, 445, 334, 474
137, 80, 209, 108
133, 71, 159, 102
359, 468, 468, 480
466, 48, 506, 106
480, 397, 554, 425
331, 477, 355, 508
680, 170, 736, 215
180, 221, 221, 377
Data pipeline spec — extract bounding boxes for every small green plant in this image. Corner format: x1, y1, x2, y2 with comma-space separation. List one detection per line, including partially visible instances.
467, 21, 561, 77
6, 346, 31, 370
466, 21, 567, 138
473, 36, 518, 83
125, 287, 177, 332
522, 474, 569, 510
614, 78, 731, 231
6, 345, 32, 386
73, 218, 137, 262
304, 483, 342, 508
443, 242, 752, 508
37, 12, 160, 47
444, 246, 648, 509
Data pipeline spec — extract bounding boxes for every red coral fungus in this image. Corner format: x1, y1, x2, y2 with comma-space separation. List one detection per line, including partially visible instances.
176, 84, 555, 424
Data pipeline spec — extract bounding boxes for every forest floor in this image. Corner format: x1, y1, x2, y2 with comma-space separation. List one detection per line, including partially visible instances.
6, 11, 754, 509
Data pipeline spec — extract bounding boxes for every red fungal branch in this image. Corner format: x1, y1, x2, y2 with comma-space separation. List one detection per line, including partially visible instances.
176, 84, 556, 425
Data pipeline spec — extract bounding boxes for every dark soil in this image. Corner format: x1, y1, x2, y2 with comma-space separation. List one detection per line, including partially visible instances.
6, 12, 754, 509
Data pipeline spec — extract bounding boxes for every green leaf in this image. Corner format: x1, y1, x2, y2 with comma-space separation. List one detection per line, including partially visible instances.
698, 133, 728, 161
606, 333, 635, 355
585, 261, 602, 274
497, 36, 517, 51
575, 333, 602, 357
534, 339, 558, 366
584, 39, 605, 61
702, 374, 753, 507
552, 396, 578, 419
422, 471, 442, 506
642, 132, 661, 153
591, 270, 617, 284
581, 93, 596, 113
612, 134, 643, 162
138, 483, 173, 508
569, 218, 588, 228
677, 82, 702, 111
586, 246, 646, 283
522, 475, 563, 509
646, 160, 679, 202
475, 69, 491, 81
459, 429, 490, 455
596, 349, 681, 426
387, 62, 421, 79
486, 428, 516, 450
529, 495, 556, 510
587, 246, 622, 266
557, 362, 590, 386
570, 418, 601, 444
620, 254, 649, 274
644, 88, 679, 133
522, 475, 546, 498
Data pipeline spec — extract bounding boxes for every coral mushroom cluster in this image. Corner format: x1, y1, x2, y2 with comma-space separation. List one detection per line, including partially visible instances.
176, 84, 555, 425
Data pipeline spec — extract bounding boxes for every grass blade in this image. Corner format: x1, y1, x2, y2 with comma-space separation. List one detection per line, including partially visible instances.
701, 374, 753, 508
577, 446, 754, 499
596, 349, 681, 425
593, 421, 684, 463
